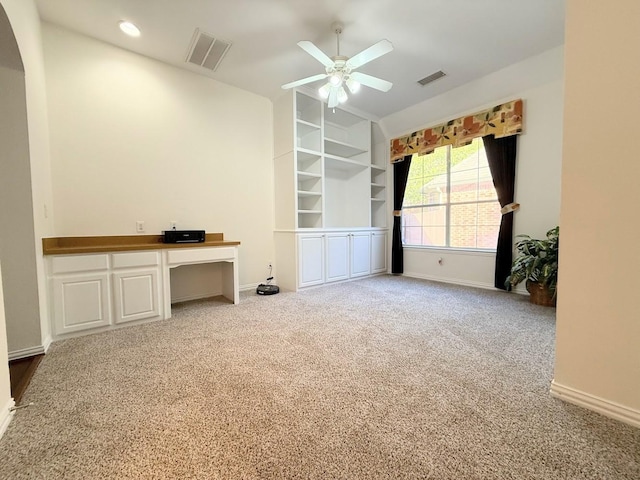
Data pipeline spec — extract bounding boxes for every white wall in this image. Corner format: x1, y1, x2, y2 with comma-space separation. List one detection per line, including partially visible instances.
552, 0, 640, 426
0, 0, 54, 356
43, 24, 274, 288
0, 64, 42, 353
0, 262, 14, 437
381, 46, 564, 289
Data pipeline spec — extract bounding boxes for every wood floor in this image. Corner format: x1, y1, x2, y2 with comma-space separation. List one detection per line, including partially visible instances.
8, 355, 43, 405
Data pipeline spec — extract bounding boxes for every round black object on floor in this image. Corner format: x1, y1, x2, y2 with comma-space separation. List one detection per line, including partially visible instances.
256, 284, 280, 295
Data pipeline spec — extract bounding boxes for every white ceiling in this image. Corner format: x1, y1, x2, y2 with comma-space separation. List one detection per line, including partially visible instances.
35, 0, 565, 119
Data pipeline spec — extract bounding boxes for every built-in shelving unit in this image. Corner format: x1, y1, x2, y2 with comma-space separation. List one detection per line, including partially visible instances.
273, 89, 389, 290
370, 123, 388, 228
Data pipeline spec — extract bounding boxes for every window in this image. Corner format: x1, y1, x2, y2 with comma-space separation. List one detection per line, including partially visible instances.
402, 138, 501, 250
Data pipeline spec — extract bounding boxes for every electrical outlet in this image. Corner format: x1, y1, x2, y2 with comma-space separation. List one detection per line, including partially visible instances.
170, 221, 177, 230
268, 263, 272, 269
136, 221, 145, 233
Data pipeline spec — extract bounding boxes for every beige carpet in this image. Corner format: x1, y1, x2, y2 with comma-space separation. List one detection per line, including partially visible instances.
0, 275, 638, 479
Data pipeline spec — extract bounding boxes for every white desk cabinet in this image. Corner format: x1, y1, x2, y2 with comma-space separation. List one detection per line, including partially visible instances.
45, 243, 239, 340
50, 254, 111, 335
112, 251, 162, 325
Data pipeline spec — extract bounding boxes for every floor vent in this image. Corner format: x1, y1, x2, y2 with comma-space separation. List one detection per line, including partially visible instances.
186, 29, 231, 72
417, 70, 446, 86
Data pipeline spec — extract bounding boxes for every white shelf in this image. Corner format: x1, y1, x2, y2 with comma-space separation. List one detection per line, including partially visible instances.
324, 138, 368, 158
297, 147, 322, 158
371, 164, 386, 172
297, 171, 322, 179
297, 119, 321, 131
298, 190, 322, 197
325, 109, 366, 127
371, 183, 385, 189
371, 198, 385, 203
298, 209, 322, 214
325, 155, 369, 173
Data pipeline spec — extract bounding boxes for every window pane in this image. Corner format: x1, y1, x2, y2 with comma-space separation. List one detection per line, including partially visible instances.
450, 203, 477, 227
450, 204, 477, 248
417, 150, 447, 178
421, 226, 446, 247
450, 225, 477, 248
404, 178, 426, 206
478, 166, 497, 200
422, 205, 447, 227
407, 155, 424, 180
477, 225, 499, 249
403, 226, 423, 245
421, 174, 448, 205
450, 169, 478, 203
477, 202, 502, 226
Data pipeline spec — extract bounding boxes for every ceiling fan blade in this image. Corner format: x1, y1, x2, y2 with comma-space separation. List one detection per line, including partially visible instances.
281, 73, 328, 90
327, 88, 339, 108
346, 39, 393, 69
297, 41, 334, 68
350, 72, 393, 92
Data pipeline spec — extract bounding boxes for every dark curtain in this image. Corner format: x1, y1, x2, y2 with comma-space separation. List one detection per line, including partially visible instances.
391, 155, 413, 274
482, 134, 518, 290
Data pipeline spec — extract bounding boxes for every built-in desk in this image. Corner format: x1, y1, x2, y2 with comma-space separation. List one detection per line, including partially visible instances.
43, 233, 240, 340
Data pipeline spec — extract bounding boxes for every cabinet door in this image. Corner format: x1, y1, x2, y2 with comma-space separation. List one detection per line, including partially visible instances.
350, 233, 371, 278
112, 268, 161, 324
53, 273, 111, 335
298, 234, 325, 287
325, 233, 350, 283
371, 232, 388, 273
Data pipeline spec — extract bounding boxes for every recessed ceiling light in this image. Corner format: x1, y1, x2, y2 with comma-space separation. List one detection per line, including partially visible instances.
119, 21, 141, 37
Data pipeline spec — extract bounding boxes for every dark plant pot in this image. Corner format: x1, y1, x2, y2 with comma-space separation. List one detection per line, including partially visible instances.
526, 281, 556, 307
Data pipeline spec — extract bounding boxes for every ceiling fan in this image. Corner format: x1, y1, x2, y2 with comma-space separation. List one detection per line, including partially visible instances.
281, 22, 393, 108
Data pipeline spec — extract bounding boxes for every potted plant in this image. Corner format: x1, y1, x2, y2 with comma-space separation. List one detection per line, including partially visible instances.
506, 226, 559, 306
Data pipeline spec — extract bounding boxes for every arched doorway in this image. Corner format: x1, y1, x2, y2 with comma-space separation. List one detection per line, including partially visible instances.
0, 2, 41, 434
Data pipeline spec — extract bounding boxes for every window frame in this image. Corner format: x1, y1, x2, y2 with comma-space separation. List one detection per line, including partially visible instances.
401, 140, 500, 251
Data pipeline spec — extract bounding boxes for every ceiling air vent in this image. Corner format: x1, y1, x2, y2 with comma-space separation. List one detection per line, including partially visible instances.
186, 29, 231, 72
418, 70, 446, 86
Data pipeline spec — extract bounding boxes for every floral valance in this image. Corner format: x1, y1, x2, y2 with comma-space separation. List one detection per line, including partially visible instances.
390, 99, 523, 163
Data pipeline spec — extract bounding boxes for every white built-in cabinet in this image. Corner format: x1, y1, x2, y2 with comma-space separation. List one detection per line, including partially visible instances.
49, 251, 162, 337
274, 89, 389, 291
298, 234, 325, 288
46, 245, 239, 340
370, 231, 388, 274
350, 233, 371, 278
111, 251, 162, 325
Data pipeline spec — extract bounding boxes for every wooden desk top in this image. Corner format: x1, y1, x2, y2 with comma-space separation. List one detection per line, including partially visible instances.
43, 233, 240, 255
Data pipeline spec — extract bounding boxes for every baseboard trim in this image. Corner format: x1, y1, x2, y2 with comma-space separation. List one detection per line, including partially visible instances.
8, 344, 47, 361
171, 291, 223, 304
550, 380, 640, 428
42, 335, 52, 354
240, 283, 261, 292
402, 272, 495, 291
0, 397, 15, 440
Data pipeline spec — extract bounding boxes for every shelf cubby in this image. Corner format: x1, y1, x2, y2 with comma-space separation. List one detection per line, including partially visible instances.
297, 211, 322, 229
297, 121, 321, 151
296, 91, 322, 125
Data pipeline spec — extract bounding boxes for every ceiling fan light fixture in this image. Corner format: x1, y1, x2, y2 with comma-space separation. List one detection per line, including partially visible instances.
337, 86, 348, 104
346, 78, 360, 94
318, 83, 331, 99
281, 23, 393, 108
